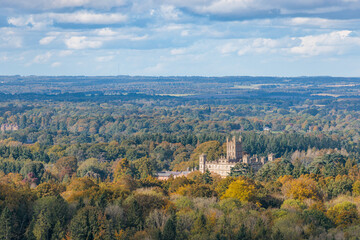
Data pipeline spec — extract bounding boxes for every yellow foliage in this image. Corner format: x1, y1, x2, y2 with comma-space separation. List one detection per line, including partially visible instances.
214, 177, 236, 198
277, 175, 293, 185
0, 172, 26, 188
114, 230, 126, 240
221, 178, 256, 202
353, 180, 360, 196
282, 175, 319, 200
327, 201, 359, 227
46, 145, 66, 158
113, 158, 132, 182
62, 178, 99, 202
175, 184, 192, 196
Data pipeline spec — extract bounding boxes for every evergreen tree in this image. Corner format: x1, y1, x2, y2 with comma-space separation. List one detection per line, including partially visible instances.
235, 224, 251, 240
77, 197, 85, 210
162, 214, 176, 240
33, 210, 51, 240
272, 229, 284, 240
0, 207, 16, 240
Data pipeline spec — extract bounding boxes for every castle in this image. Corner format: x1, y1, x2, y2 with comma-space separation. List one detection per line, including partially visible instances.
0, 123, 18, 132
199, 136, 274, 177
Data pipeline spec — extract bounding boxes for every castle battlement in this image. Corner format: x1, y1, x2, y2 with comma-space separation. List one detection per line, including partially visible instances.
199, 136, 273, 177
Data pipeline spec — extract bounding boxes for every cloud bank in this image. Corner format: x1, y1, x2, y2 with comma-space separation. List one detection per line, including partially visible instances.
1, 0, 360, 76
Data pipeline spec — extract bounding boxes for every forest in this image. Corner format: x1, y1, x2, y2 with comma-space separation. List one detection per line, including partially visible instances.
1, 76, 360, 239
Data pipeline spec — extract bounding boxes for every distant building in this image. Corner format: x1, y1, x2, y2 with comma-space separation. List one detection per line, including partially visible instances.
0, 123, 19, 132
263, 126, 271, 132
156, 171, 192, 180
199, 136, 274, 177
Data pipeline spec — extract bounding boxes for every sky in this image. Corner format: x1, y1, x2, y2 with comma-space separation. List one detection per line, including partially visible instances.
0, 0, 360, 76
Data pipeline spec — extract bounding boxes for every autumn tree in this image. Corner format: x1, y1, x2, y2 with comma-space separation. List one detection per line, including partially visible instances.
222, 178, 256, 202
327, 202, 359, 227
282, 175, 319, 200
113, 158, 133, 182
54, 156, 77, 181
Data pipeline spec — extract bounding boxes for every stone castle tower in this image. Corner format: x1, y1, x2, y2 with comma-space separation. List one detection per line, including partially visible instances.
199, 135, 274, 177
199, 154, 207, 173
226, 136, 243, 161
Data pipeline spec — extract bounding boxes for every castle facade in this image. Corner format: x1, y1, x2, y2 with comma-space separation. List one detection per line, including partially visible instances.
0, 123, 18, 132
199, 136, 273, 177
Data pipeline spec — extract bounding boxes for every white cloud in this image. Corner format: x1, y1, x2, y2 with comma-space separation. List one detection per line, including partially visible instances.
65, 36, 102, 49
218, 30, 360, 57
49, 11, 127, 24
8, 16, 51, 29
290, 30, 360, 56
39, 36, 56, 45
0, 55, 8, 62
96, 28, 117, 36
1, 0, 126, 10
0, 28, 22, 48
8, 11, 127, 30
51, 62, 61, 67
58, 50, 73, 57
96, 56, 114, 62
166, 0, 360, 18
144, 63, 164, 74
160, 5, 181, 20
170, 48, 186, 55
33, 52, 52, 63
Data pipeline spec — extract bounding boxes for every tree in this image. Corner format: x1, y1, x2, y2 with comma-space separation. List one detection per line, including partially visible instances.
162, 214, 176, 240
113, 158, 133, 182
77, 158, 106, 180
69, 206, 112, 240
230, 163, 253, 178
30, 196, 69, 240
282, 175, 319, 200
222, 178, 256, 202
0, 207, 16, 240
134, 157, 155, 179
20, 161, 45, 185
54, 156, 77, 181
352, 180, 360, 196
124, 196, 143, 228
33, 210, 51, 240
35, 182, 64, 198
327, 201, 359, 227
191, 213, 208, 237
235, 224, 251, 240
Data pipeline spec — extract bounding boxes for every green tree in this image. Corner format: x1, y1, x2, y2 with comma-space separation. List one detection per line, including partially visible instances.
33, 210, 51, 240
327, 201, 359, 227
134, 157, 155, 179
230, 163, 253, 178
162, 214, 176, 240
0, 207, 16, 240
29, 196, 69, 240
69, 206, 112, 240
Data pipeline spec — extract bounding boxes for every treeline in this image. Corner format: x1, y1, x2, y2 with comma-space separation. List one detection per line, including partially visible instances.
0, 130, 349, 178
1, 151, 360, 239
1, 97, 360, 140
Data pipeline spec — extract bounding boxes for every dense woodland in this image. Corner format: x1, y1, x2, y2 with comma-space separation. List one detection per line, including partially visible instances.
2, 77, 360, 239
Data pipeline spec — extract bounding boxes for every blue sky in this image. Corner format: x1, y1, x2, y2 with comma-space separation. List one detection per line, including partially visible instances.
1, 0, 360, 76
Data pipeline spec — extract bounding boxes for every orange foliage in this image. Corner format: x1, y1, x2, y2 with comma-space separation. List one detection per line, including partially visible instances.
282, 175, 319, 200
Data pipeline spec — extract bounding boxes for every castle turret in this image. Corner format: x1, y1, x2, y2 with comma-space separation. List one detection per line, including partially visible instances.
226, 136, 243, 161
243, 154, 249, 164
199, 154, 207, 173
